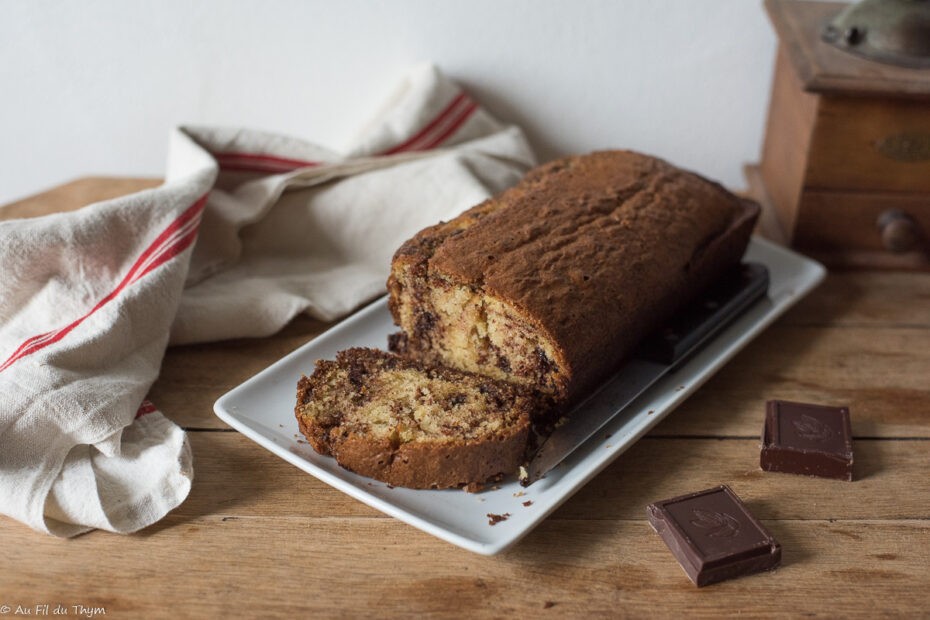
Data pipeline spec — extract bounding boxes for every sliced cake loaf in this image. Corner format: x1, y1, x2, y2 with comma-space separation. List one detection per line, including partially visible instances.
297, 150, 759, 490
387, 150, 759, 404
295, 347, 536, 489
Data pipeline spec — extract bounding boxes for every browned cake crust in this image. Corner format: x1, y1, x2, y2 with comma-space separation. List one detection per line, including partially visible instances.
388, 150, 760, 404
295, 348, 534, 489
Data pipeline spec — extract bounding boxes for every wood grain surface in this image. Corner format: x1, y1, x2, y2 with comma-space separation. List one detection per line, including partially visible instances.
2, 178, 929, 618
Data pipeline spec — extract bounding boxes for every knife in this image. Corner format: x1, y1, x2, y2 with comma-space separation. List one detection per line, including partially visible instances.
521, 262, 770, 486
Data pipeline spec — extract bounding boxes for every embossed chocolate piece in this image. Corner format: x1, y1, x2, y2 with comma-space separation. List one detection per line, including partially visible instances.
761, 400, 854, 481
646, 485, 781, 587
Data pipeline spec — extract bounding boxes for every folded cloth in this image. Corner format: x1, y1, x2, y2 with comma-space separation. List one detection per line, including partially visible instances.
0, 64, 536, 536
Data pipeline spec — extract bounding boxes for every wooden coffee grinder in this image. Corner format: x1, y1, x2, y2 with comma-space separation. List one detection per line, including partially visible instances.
747, 0, 930, 269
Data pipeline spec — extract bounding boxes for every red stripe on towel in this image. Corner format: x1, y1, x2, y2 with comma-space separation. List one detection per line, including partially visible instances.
0, 194, 209, 373
213, 90, 479, 172
135, 400, 158, 418
416, 99, 478, 151
381, 91, 471, 155
214, 152, 321, 174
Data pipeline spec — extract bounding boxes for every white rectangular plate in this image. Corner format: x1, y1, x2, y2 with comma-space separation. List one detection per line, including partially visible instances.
214, 237, 825, 555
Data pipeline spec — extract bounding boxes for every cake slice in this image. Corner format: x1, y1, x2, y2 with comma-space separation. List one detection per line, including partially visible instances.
387, 150, 759, 404
295, 348, 536, 489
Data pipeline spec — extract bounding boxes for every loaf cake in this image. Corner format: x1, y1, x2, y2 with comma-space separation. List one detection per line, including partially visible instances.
387, 150, 760, 405
295, 347, 536, 489
298, 150, 759, 489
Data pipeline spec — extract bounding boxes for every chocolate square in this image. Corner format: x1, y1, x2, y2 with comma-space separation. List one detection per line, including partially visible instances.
646, 485, 781, 587
761, 400, 853, 481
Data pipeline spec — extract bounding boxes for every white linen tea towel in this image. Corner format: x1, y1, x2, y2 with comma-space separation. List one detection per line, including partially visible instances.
0, 63, 536, 537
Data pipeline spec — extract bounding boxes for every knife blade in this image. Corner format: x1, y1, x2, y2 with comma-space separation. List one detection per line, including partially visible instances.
521, 262, 770, 485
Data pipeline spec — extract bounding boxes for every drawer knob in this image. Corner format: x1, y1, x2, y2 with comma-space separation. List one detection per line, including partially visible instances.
877, 209, 922, 253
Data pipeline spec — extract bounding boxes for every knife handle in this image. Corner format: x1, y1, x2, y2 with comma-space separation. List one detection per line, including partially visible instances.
638, 262, 770, 366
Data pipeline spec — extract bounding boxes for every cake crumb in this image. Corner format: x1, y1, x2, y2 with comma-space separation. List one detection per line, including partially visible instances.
522, 500, 533, 507
513, 490, 526, 498
464, 481, 485, 493
648, 410, 655, 415
487, 512, 511, 526
386, 484, 395, 489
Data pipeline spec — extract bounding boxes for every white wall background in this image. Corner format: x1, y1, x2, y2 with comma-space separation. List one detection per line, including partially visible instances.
0, 0, 782, 206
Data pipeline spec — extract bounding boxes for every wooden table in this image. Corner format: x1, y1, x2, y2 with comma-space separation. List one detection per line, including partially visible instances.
2, 179, 929, 618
